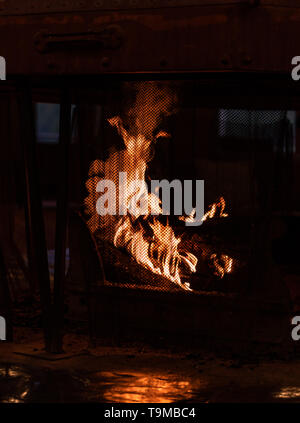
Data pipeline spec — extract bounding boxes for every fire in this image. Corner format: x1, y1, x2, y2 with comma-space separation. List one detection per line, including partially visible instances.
114, 215, 197, 288
210, 253, 233, 279
85, 116, 197, 291
202, 196, 228, 222
179, 196, 228, 224
84, 83, 234, 288
85, 117, 235, 287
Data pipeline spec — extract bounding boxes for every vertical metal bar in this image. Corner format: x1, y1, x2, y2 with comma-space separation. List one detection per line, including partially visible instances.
52, 89, 71, 353
12, 89, 37, 296
20, 82, 52, 351
0, 246, 12, 341
23, 198, 37, 294
77, 105, 87, 203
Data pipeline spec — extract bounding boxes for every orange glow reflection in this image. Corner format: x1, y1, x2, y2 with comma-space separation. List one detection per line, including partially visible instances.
275, 387, 300, 399
97, 371, 196, 403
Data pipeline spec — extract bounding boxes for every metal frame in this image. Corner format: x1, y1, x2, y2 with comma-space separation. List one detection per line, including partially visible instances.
20, 82, 53, 351
1, 1, 300, 16
52, 91, 72, 353
5, 71, 298, 352
0, 1, 265, 16
1, 3, 300, 76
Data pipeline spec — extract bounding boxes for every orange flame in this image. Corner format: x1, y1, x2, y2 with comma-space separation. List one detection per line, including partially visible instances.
85, 82, 234, 286
202, 196, 228, 222
179, 196, 228, 224
210, 253, 233, 278
85, 116, 197, 291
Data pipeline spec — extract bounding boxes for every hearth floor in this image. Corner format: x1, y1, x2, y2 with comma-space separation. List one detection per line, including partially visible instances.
0, 330, 300, 403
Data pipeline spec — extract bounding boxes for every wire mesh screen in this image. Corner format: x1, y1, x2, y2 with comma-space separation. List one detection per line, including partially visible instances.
218, 109, 295, 153
78, 83, 296, 294
83, 82, 188, 292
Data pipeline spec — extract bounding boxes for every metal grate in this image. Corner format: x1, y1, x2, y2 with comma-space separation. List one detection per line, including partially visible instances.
218, 109, 295, 153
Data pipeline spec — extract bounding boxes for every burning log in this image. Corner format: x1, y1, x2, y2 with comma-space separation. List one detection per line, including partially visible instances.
96, 231, 242, 294
96, 237, 183, 292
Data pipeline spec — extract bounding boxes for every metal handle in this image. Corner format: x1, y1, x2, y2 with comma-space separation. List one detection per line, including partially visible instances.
34, 25, 123, 53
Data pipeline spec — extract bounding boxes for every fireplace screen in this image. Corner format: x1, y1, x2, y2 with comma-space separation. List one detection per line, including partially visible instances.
6, 76, 298, 350
40, 79, 295, 302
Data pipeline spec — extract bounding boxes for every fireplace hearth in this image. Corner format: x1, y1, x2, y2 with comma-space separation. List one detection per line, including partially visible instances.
0, 1, 299, 356
61, 77, 297, 353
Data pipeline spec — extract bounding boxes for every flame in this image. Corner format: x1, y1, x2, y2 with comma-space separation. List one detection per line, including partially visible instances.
85, 117, 235, 286
202, 196, 228, 221
179, 196, 228, 224
85, 116, 197, 291
179, 197, 234, 279
210, 253, 233, 279
84, 82, 234, 287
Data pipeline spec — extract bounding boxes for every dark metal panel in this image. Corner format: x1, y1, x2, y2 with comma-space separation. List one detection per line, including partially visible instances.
0, 4, 298, 75
1, 1, 300, 17
263, 0, 300, 5
0, 0, 254, 16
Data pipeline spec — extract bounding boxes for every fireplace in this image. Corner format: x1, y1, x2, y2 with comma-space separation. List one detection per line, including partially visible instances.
55, 75, 297, 352
0, 1, 299, 355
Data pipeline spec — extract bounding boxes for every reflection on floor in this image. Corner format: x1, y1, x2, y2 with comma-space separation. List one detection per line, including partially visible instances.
1, 346, 300, 403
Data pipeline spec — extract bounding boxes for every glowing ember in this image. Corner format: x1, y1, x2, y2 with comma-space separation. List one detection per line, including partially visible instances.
210, 253, 233, 279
